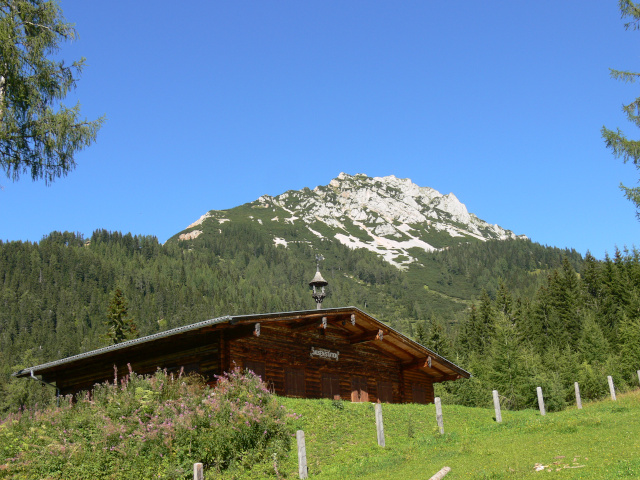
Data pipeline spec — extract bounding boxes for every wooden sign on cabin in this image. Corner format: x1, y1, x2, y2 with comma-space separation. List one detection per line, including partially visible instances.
310, 346, 339, 361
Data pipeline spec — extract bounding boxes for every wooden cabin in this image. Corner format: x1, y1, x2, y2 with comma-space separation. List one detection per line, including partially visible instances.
14, 306, 470, 403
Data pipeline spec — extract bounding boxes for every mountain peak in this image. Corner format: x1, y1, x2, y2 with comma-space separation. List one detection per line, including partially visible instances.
177, 173, 524, 269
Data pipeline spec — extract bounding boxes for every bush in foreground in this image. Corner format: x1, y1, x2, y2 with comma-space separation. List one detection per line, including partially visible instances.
0, 367, 293, 479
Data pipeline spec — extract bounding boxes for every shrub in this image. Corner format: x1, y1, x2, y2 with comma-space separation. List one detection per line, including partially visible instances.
576, 361, 612, 401
0, 367, 293, 479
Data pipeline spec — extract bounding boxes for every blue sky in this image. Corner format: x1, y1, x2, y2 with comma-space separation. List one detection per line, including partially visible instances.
2, 1, 639, 259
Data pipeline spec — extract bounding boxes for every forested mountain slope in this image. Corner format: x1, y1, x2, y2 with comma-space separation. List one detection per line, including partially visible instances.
0, 173, 591, 412
442, 248, 640, 411
0, 226, 580, 412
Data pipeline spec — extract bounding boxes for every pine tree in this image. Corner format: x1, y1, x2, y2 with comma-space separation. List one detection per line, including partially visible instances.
617, 313, 640, 380
415, 322, 427, 345
422, 315, 452, 358
581, 252, 603, 310
553, 257, 581, 346
457, 305, 481, 356
602, 0, 640, 218
476, 290, 496, 354
0, 0, 104, 184
105, 288, 138, 345
577, 314, 610, 365
495, 279, 513, 318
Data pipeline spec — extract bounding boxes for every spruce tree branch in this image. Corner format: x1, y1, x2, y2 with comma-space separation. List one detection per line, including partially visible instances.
609, 68, 640, 83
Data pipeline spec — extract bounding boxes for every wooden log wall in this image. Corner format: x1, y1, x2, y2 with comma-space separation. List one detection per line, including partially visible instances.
48, 329, 222, 396
38, 315, 440, 403
402, 369, 435, 404
229, 322, 434, 404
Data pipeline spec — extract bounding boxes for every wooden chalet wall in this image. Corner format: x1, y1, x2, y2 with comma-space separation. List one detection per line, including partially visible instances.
227, 319, 435, 404
46, 328, 222, 396
23, 307, 467, 402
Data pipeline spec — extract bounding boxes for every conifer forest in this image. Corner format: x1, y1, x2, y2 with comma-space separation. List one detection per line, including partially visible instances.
2, 222, 637, 414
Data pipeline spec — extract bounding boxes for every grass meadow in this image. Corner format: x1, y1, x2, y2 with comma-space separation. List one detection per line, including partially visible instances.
2, 375, 639, 479
273, 390, 640, 480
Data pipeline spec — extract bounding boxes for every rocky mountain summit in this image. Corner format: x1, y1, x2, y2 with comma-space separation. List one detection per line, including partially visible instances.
176, 173, 524, 269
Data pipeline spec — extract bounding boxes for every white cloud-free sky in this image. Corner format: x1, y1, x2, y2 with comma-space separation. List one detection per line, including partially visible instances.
2, 0, 639, 259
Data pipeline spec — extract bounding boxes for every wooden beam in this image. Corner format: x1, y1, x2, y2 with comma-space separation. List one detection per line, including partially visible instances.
366, 338, 407, 360
225, 324, 257, 341
402, 358, 429, 371
433, 374, 463, 383
288, 319, 321, 332
349, 329, 384, 345
288, 316, 346, 332
402, 357, 449, 376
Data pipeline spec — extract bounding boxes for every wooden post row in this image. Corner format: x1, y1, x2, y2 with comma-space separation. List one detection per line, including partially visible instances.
435, 397, 444, 434
574, 382, 582, 409
536, 387, 546, 416
193, 463, 203, 480
492, 390, 502, 423
428, 466, 452, 480
297, 430, 308, 479
608, 376, 616, 401
375, 403, 385, 447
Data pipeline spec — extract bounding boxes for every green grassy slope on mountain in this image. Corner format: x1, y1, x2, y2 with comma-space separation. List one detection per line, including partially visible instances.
172, 212, 582, 328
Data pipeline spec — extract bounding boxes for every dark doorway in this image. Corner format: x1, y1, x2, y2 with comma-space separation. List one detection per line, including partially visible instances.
321, 373, 341, 399
351, 375, 369, 402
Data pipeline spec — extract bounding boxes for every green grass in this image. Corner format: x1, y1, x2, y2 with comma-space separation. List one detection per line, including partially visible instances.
270, 390, 640, 479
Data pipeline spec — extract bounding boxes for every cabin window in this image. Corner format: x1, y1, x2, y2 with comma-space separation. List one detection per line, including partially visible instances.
321, 373, 341, 400
412, 383, 427, 404
377, 381, 393, 403
244, 360, 266, 381
285, 368, 306, 397
351, 375, 369, 402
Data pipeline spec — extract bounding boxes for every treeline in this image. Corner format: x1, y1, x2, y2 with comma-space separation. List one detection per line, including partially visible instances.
0, 227, 414, 411
403, 238, 582, 325
0, 224, 600, 413
429, 249, 640, 411
409, 239, 582, 301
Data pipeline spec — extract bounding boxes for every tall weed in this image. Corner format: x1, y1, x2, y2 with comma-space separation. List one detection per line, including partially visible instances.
0, 367, 293, 479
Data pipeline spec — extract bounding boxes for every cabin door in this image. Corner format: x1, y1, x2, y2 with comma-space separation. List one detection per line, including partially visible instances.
377, 381, 393, 403
321, 373, 341, 400
350, 375, 369, 402
412, 383, 427, 404
285, 368, 306, 397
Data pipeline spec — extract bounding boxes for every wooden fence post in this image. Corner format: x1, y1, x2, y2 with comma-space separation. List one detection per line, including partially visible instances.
193, 463, 203, 480
375, 403, 385, 447
435, 397, 444, 434
536, 387, 546, 416
296, 430, 308, 479
428, 466, 451, 480
492, 390, 502, 423
637, 370, 640, 386
574, 382, 582, 409
608, 376, 617, 401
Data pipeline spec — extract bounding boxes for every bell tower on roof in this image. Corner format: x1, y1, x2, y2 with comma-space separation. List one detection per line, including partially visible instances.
309, 255, 328, 309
